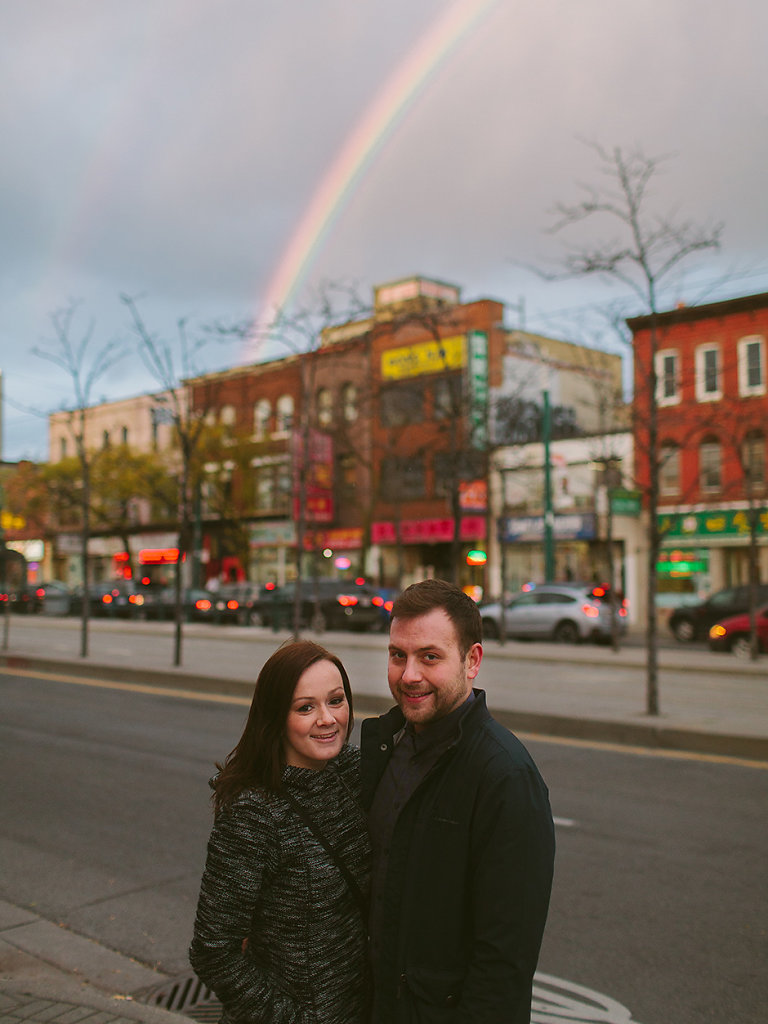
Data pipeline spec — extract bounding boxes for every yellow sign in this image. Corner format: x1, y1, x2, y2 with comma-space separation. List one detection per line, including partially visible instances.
1, 510, 26, 531
381, 335, 466, 380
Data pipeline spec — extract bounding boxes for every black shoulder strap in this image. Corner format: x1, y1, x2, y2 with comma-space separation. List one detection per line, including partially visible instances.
283, 791, 368, 922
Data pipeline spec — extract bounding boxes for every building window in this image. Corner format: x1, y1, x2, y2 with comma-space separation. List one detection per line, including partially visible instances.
253, 398, 271, 439
738, 335, 765, 396
742, 431, 766, 491
380, 381, 425, 427
337, 452, 357, 502
659, 442, 681, 496
433, 451, 486, 498
341, 383, 358, 423
220, 404, 236, 428
699, 438, 722, 493
434, 375, 463, 419
655, 350, 680, 405
316, 388, 333, 427
253, 458, 292, 513
695, 345, 721, 402
276, 394, 294, 433
380, 454, 425, 500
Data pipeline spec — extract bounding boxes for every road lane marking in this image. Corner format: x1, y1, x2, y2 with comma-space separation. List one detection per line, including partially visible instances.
516, 728, 768, 770
533, 972, 644, 1023
3, 666, 767, 770
0, 666, 252, 705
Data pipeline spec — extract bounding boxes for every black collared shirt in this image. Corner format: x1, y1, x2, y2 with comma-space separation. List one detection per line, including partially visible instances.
367, 692, 475, 958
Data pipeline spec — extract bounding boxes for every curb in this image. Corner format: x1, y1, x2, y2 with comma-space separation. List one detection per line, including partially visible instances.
3, 652, 767, 763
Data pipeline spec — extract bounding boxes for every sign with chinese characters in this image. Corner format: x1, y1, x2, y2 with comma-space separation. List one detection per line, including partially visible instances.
658, 508, 768, 539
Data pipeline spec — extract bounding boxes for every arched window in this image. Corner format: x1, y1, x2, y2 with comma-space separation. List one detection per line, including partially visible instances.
316, 387, 333, 427
742, 430, 766, 491
341, 382, 358, 422
699, 436, 722, 493
276, 394, 294, 433
220, 404, 236, 427
659, 442, 681, 496
253, 398, 271, 439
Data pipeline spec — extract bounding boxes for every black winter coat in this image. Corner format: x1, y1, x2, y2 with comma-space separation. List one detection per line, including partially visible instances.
190, 745, 371, 1024
361, 692, 555, 1024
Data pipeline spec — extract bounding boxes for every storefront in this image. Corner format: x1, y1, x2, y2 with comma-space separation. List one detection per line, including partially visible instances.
371, 515, 487, 591
658, 506, 768, 606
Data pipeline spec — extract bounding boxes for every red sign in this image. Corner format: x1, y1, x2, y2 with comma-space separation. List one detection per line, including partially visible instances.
371, 517, 486, 545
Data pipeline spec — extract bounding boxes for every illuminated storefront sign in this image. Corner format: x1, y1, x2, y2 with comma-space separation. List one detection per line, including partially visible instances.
381, 335, 466, 380
498, 514, 596, 542
372, 516, 485, 544
659, 508, 768, 540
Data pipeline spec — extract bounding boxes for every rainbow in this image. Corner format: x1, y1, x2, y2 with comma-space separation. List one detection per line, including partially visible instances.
248, 0, 500, 353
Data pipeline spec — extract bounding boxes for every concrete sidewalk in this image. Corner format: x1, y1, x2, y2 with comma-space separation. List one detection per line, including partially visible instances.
0, 902, 192, 1024
2, 614, 767, 760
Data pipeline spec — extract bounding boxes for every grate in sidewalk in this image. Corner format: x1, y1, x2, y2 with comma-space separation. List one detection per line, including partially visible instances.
139, 974, 221, 1023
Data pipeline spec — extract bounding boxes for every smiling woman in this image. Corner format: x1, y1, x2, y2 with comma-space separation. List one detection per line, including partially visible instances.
190, 640, 371, 1024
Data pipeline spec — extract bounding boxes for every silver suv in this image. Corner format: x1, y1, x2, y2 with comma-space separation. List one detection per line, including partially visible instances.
480, 583, 627, 644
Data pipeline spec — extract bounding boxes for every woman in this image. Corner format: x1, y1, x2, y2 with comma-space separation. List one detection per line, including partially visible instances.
190, 639, 370, 1024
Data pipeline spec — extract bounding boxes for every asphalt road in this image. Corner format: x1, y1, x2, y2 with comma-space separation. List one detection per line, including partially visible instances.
2, 668, 767, 1024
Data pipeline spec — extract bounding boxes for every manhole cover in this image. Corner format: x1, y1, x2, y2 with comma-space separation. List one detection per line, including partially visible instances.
139, 973, 221, 1022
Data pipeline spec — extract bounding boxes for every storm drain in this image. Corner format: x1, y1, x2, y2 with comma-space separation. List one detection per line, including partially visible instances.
139, 973, 222, 1023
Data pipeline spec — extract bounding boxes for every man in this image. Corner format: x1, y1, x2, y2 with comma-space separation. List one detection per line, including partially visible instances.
361, 578, 555, 1023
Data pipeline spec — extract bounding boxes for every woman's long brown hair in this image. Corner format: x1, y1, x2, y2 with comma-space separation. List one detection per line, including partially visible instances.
211, 639, 354, 813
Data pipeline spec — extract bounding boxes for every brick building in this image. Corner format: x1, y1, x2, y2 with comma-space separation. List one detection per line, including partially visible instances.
629, 291, 768, 611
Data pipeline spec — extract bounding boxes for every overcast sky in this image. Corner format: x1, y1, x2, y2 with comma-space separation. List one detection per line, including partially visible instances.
2, 0, 767, 462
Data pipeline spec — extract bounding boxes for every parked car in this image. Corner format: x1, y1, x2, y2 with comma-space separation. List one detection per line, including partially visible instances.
260, 579, 382, 632
147, 587, 219, 623
2, 584, 42, 613
33, 580, 73, 616
69, 579, 159, 618
708, 605, 768, 657
669, 583, 768, 643
210, 582, 270, 625
480, 583, 628, 644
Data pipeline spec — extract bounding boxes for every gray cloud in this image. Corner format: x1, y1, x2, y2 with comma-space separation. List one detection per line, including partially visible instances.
2, 0, 766, 460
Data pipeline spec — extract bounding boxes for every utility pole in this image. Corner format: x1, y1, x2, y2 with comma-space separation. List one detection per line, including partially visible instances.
542, 390, 555, 580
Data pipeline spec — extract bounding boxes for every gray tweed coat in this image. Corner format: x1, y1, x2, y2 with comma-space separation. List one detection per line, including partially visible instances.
190, 745, 370, 1024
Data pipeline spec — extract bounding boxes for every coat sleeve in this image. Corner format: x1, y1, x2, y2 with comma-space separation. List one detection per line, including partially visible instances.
189, 798, 305, 1024
456, 760, 555, 1024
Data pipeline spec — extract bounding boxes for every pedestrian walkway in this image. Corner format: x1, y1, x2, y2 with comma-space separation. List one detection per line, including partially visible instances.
0, 903, 190, 1024
2, 614, 767, 761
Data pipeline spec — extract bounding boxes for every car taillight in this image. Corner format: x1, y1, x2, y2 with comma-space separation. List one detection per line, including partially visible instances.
337, 595, 358, 607
129, 594, 144, 605
227, 600, 239, 610
384, 600, 394, 613
581, 603, 600, 618
710, 624, 726, 638
102, 594, 113, 605
372, 595, 384, 607
196, 598, 212, 611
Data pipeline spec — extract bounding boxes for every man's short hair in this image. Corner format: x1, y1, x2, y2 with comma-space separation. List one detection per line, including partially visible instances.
390, 578, 482, 657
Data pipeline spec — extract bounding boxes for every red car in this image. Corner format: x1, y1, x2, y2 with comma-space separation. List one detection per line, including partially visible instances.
708, 605, 768, 657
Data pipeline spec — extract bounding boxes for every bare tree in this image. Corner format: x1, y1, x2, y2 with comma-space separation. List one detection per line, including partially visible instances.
213, 281, 369, 635
121, 294, 215, 666
544, 141, 722, 715
33, 302, 125, 657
